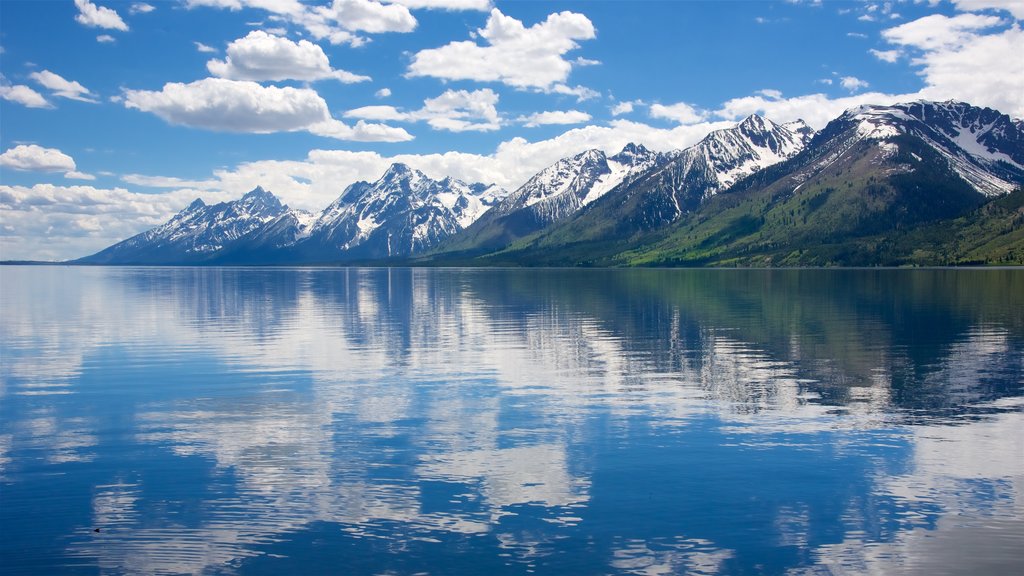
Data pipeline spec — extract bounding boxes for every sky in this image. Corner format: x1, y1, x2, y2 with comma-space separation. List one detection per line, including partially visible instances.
1, 0, 1022, 261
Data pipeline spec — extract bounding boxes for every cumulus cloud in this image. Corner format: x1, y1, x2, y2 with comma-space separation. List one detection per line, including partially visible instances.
869, 48, 900, 62
375, 87, 391, 98
840, 76, 870, 92
882, 13, 1005, 50
0, 145, 96, 181
0, 183, 237, 261
610, 101, 635, 116
0, 83, 51, 108
313, 0, 416, 33
882, 14, 1024, 117
97, 34, 116, 43
649, 101, 708, 124
949, 0, 1024, 20
346, 88, 501, 132
186, 0, 416, 46
407, 8, 596, 94
74, 0, 128, 31
0, 145, 77, 172
29, 70, 98, 103
207, 31, 370, 83
123, 78, 411, 141
712, 12, 1024, 127
520, 110, 591, 128
195, 41, 217, 53
387, 0, 491, 10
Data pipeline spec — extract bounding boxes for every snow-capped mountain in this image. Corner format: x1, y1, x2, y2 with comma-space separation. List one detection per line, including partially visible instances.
497, 144, 663, 220
496, 114, 816, 250
79, 168, 504, 264
825, 100, 1024, 196
79, 186, 293, 264
621, 114, 815, 225
303, 163, 506, 259
444, 143, 665, 253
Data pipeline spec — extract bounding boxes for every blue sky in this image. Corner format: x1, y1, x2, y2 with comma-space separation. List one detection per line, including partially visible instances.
1, 0, 1022, 260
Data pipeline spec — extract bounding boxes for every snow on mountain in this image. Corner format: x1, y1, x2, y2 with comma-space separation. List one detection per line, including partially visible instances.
682, 114, 813, 195
834, 100, 1024, 196
78, 186, 292, 263
497, 143, 664, 221
307, 163, 506, 258
580, 114, 816, 231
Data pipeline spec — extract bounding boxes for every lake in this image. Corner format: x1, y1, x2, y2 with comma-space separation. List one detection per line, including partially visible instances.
1, 266, 1022, 575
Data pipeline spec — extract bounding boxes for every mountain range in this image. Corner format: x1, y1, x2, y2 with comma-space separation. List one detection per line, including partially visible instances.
77, 100, 1024, 267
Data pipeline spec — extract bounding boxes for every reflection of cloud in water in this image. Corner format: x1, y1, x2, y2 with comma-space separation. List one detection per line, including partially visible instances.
2, 267, 1023, 574
611, 536, 734, 575
792, 405, 1024, 576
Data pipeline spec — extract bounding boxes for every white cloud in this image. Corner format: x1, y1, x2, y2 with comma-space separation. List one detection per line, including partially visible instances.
610, 101, 635, 116
715, 90, 911, 128
315, 0, 416, 33
712, 13, 1024, 128
308, 118, 414, 141
186, 0, 414, 46
387, 0, 491, 10
847, 32, 868, 38
840, 76, 870, 92
407, 8, 596, 92
520, 110, 591, 128
375, 87, 392, 98
882, 14, 1024, 118
97, 34, 116, 43
123, 78, 411, 141
29, 70, 98, 103
0, 145, 77, 172
346, 88, 501, 132
950, 0, 1024, 20
66, 171, 97, 181
0, 183, 237, 261
550, 83, 601, 102
0, 83, 51, 108
74, 0, 128, 31
882, 13, 1005, 50
207, 30, 370, 83
869, 48, 900, 62
649, 101, 708, 124
129, 2, 156, 14
121, 174, 221, 189
195, 41, 218, 53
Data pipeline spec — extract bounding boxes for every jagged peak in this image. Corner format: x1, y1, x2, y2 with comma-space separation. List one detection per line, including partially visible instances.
380, 162, 421, 180
738, 114, 774, 131
617, 142, 649, 156
239, 186, 284, 211
570, 148, 606, 163
186, 198, 206, 211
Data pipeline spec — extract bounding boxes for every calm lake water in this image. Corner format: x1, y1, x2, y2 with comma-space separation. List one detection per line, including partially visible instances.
1, 266, 1022, 575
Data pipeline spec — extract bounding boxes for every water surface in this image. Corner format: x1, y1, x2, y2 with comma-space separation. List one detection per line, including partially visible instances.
1, 266, 1022, 575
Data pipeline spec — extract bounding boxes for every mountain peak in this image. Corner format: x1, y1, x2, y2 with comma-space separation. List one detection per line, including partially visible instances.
615, 142, 652, 158
737, 114, 779, 135
382, 162, 415, 179
187, 198, 206, 211
242, 185, 274, 200
239, 186, 284, 212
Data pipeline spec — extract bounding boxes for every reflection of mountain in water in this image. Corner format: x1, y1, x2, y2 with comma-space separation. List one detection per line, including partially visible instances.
1, 267, 1021, 574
